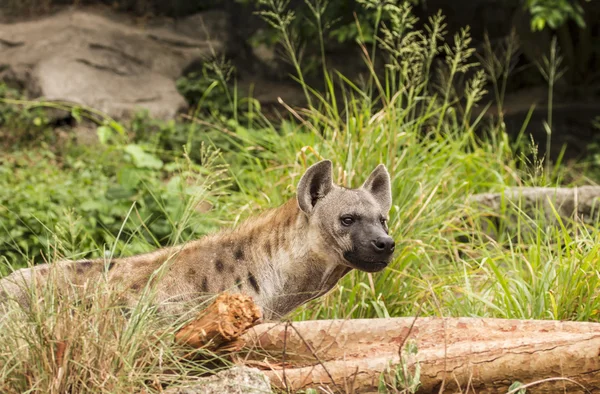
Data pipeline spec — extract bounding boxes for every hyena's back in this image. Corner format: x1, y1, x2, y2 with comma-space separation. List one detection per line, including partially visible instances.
0, 249, 183, 312
0, 259, 105, 308
0, 218, 281, 316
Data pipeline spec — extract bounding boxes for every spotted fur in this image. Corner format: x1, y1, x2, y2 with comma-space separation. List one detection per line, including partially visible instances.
0, 160, 394, 319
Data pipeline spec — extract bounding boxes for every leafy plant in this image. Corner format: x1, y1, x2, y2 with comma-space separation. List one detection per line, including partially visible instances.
526, 0, 588, 31
509, 380, 528, 394
2, 0, 600, 386
378, 340, 421, 393
0, 129, 229, 269
0, 83, 53, 149
176, 59, 238, 117
3, 0, 600, 391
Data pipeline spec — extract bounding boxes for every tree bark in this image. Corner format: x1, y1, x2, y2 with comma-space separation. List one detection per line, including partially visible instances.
467, 186, 600, 239
239, 317, 600, 393
175, 293, 262, 351
469, 186, 600, 223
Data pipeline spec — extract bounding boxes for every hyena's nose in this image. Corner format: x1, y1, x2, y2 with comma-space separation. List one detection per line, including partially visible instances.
372, 236, 395, 254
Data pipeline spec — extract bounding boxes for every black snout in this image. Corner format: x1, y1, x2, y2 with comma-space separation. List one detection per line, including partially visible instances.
371, 236, 395, 254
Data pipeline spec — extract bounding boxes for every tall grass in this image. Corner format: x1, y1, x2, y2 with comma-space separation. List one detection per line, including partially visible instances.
0, 275, 225, 393
0, 0, 597, 391
206, 0, 597, 323
0, 152, 232, 393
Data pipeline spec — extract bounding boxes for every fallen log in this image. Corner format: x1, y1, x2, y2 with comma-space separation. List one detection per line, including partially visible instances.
171, 294, 600, 392
175, 293, 262, 351
469, 186, 600, 220
240, 317, 600, 393
468, 186, 600, 238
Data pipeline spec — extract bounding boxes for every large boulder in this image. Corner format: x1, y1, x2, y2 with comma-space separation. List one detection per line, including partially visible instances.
0, 8, 228, 120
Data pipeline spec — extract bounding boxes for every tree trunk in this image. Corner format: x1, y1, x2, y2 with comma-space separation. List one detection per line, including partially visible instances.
239, 317, 600, 393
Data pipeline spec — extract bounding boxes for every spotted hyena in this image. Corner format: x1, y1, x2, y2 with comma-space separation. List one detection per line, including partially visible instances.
0, 160, 395, 319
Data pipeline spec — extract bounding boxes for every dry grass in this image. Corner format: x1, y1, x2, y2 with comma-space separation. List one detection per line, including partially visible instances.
0, 268, 224, 393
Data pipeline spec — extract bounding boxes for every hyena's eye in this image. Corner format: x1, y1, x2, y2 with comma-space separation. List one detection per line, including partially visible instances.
341, 215, 355, 226
380, 218, 387, 227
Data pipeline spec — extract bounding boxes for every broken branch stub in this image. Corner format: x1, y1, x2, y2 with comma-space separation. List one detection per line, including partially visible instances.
240, 317, 600, 393
175, 293, 262, 350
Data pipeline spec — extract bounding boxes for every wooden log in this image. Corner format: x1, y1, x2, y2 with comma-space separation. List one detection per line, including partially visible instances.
239, 317, 600, 393
469, 187, 600, 220
175, 293, 262, 351
468, 186, 600, 238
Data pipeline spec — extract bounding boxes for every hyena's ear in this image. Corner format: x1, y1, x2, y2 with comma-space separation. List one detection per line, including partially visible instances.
361, 164, 392, 213
297, 160, 334, 214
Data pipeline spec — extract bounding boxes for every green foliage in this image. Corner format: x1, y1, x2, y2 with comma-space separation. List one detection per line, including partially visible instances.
379, 340, 421, 393
4, 1, 598, 327
0, 134, 228, 268
0, 238, 223, 394
0, 149, 112, 267
243, 0, 421, 83
509, 381, 528, 394
250, 0, 421, 46
2, 0, 600, 391
527, 0, 588, 31
0, 83, 52, 148
176, 60, 238, 116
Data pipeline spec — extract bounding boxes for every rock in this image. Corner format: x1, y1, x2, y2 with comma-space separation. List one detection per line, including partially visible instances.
0, 8, 229, 120
163, 367, 272, 394
251, 40, 278, 71
170, 11, 231, 44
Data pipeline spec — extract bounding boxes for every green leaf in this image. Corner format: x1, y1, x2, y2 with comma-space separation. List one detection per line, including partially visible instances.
109, 120, 126, 136
117, 167, 143, 189
573, 14, 586, 28
124, 144, 163, 170
531, 17, 545, 31
80, 200, 105, 212
71, 107, 82, 123
509, 381, 527, 394
163, 162, 182, 172
96, 126, 113, 145
106, 185, 136, 200
166, 175, 183, 194
405, 340, 419, 355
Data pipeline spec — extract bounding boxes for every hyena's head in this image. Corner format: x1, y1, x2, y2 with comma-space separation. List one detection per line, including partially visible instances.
297, 160, 394, 272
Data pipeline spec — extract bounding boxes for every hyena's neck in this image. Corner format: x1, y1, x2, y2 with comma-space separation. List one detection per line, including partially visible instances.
215, 199, 349, 318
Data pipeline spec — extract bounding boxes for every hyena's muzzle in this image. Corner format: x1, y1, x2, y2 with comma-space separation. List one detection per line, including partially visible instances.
343, 223, 395, 273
